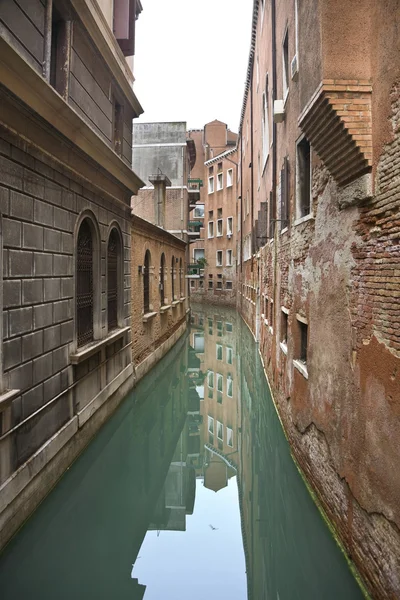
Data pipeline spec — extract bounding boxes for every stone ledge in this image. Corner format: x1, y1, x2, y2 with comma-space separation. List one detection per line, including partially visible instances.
142, 311, 157, 323
293, 359, 309, 379
280, 342, 288, 355
160, 305, 171, 314
0, 389, 20, 413
171, 300, 180, 307
70, 326, 130, 364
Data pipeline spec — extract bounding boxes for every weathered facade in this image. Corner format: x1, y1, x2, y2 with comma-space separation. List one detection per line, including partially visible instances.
131, 214, 188, 381
0, 0, 143, 549
188, 120, 238, 307
236, 1, 400, 598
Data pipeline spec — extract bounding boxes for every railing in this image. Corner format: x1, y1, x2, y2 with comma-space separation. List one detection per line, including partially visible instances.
187, 178, 203, 190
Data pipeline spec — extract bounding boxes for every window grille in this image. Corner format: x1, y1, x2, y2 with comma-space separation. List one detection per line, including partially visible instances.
160, 254, 165, 305
107, 229, 119, 330
77, 219, 94, 347
171, 256, 175, 300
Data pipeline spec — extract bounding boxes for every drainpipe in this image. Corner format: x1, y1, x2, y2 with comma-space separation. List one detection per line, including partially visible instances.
271, 0, 278, 366
250, 70, 255, 265
43, 0, 53, 81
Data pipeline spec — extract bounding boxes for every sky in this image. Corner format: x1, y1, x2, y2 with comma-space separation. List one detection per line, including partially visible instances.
133, 0, 254, 132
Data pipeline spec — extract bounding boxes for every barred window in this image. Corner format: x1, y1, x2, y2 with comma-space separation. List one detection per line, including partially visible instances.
107, 228, 120, 331
171, 256, 175, 301
144, 250, 151, 313
180, 257, 183, 297
77, 219, 94, 347
160, 253, 166, 306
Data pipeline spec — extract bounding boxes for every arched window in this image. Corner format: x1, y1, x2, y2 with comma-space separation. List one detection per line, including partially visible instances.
77, 218, 94, 347
107, 227, 121, 331
171, 256, 175, 301
179, 257, 183, 298
160, 253, 166, 306
144, 250, 151, 313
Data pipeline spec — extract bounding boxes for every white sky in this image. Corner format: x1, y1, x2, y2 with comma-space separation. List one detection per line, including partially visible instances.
133, 0, 254, 133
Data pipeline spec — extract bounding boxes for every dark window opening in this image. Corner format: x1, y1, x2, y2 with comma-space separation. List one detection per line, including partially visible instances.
299, 321, 308, 362
179, 258, 183, 297
113, 0, 141, 57
144, 250, 151, 313
113, 98, 124, 156
50, 8, 70, 97
107, 229, 119, 331
160, 253, 166, 305
171, 256, 175, 301
269, 189, 276, 239
77, 219, 94, 347
269, 301, 274, 329
297, 137, 311, 218
281, 156, 290, 229
283, 29, 289, 96
281, 311, 288, 344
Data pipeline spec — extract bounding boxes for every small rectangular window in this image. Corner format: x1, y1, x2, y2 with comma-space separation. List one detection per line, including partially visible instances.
227, 217, 233, 235
269, 300, 274, 330
218, 162, 223, 171
227, 169, 233, 187
226, 281, 233, 290
227, 427, 233, 447
190, 279, 195, 289
217, 281, 223, 290
208, 415, 214, 433
216, 251, 223, 266
113, 97, 124, 156
226, 249, 232, 266
209, 210, 213, 218
209, 166, 214, 175
297, 137, 312, 218
217, 219, 223, 237
217, 420, 223, 441
217, 172, 223, 191
194, 204, 205, 218
299, 321, 308, 363
208, 221, 214, 238
226, 323, 232, 333
208, 177, 214, 194
216, 344, 223, 360
281, 309, 288, 344
208, 280, 213, 289
217, 208, 223, 218
283, 29, 289, 100
226, 347, 233, 364
280, 156, 290, 229
216, 374, 223, 393
227, 376, 233, 398
207, 371, 214, 389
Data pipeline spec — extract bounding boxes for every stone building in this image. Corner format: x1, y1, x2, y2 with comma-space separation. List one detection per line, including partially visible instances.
0, 0, 143, 549
188, 120, 238, 307
236, 0, 400, 598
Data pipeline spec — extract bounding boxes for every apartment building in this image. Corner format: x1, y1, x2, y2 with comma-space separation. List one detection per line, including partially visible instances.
0, 0, 143, 548
188, 120, 238, 307
237, 1, 400, 597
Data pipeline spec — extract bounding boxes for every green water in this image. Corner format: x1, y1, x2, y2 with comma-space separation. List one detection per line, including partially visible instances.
0, 306, 364, 599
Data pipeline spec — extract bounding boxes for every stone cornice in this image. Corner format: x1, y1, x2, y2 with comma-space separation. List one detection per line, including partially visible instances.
0, 36, 144, 196
132, 214, 187, 249
70, 0, 143, 116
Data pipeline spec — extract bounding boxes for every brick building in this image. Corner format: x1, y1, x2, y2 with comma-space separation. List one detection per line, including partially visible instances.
236, 1, 400, 598
131, 213, 188, 381
0, 0, 144, 548
188, 120, 238, 307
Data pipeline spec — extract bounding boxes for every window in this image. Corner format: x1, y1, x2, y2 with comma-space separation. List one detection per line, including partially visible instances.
199, 280, 204, 289
227, 376, 233, 398
113, 97, 124, 156
217, 219, 223, 237
226, 347, 233, 364
208, 415, 214, 434
226, 281, 233, 290
216, 251, 223, 267
216, 373, 223, 393
208, 280, 213, 289
227, 427, 233, 448
193, 248, 205, 262
143, 250, 151, 313
76, 217, 99, 347
207, 371, 214, 389
262, 77, 270, 165
217, 321, 223, 337
269, 300, 274, 330
179, 257, 183, 297
190, 279, 195, 289
280, 156, 290, 229
243, 234, 251, 261
208, 221, 214, 238
218, 162, 223, 171
50, 8, 70, 98
171, 256, 175, 301
216, 344, 223, 360
217, 281, 222, 290
227, 169, 233, 187
194, 333, 204, 353
217, 208, 222, 218
107, 227, 121, 331
227, 217, 233, 235
113, 0, 140, 56
226, 323, 233, 333
209, 166, 214, 176
194, 204, 205, 218
160, 253, 166, 306
208, 176, 214, 194
217, 421, 223, 441
281, 309, 288, 346
296, 136, 312, 218
299, 320, 308, 363
226, 249, 233, 266
209, 210, 213, 219
217, 172, 223, 191
264, 297, 269, 322
283, 28, 289, 101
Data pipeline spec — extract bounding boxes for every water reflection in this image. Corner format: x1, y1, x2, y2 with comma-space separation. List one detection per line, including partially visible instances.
0, 305, 363, 599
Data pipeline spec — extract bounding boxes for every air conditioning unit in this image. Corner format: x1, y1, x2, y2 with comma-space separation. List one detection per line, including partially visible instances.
227, 233, 232, 239
273, 100, 285, 123
291, 54, 299, 81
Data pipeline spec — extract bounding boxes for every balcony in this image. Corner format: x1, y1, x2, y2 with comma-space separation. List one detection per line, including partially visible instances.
187, 221, 202, 241
186, 263, 205, 279
187, 178, 203, 203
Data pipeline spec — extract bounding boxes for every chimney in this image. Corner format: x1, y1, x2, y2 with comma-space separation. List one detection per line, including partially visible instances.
149, 173, 171, 228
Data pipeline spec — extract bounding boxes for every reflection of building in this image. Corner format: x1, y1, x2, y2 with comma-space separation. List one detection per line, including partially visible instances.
190, 304, 240, 492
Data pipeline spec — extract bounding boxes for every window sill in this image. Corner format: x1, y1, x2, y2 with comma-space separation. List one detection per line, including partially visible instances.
280, 342, 288, 355
293, 359, 309, 380
0, 389, 21, 413
160, 305, 171, 313
180, 297, 186, 302
172, 300, 180, 307
142, 311, 157, 323
293, 213, 314, 227
70, 326, 130, 364
281, 226, 289, 235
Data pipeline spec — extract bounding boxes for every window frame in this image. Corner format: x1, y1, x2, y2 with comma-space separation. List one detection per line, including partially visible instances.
296, 135, 312, 220
216, 250, 223, 267
227, 168, 233, 187
208, 221, 214, 239
106, 223, 124, 332
282, 26, 289, 103
217, 172, 223, 191
226, 249, 233, 266
208, 176, 214, 194
216, 219, 223, 237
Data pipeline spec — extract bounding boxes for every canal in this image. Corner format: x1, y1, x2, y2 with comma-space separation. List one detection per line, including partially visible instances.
0, 305, 364, 599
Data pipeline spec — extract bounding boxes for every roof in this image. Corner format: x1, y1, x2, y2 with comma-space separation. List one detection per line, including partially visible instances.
204, 147, 238, 166
238, 1, 259, 135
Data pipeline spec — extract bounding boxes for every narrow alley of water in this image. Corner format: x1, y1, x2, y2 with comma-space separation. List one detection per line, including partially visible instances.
0, 305, 364, 599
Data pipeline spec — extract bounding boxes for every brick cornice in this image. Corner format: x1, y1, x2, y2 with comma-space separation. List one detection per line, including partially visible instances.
299, 79, 372, 186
